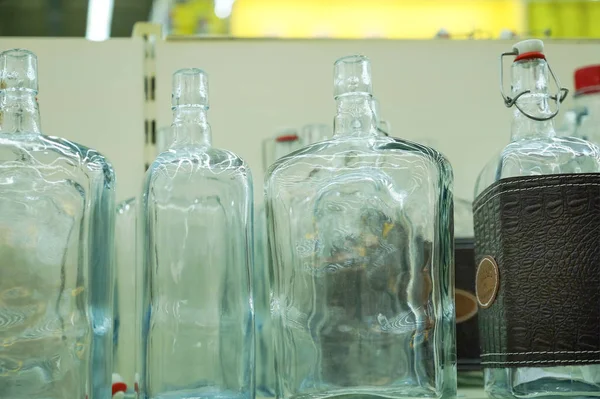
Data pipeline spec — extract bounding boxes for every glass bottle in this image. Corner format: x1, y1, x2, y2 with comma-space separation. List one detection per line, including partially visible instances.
265, 55, 456, 399
113, 126, 174, 398
300, 124, 330, 145
255, 130, 302, 398
371, 97, 391, 136
0, 49, 116, 399
573, 64, 600, 143
140, 68, 254, 399
474, 39, 600, 399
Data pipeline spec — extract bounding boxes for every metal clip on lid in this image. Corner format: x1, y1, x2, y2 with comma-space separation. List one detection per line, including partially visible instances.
499, 39, 568, 122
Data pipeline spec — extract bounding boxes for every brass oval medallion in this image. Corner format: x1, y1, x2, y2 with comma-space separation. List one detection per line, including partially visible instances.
476, 256, 499, 309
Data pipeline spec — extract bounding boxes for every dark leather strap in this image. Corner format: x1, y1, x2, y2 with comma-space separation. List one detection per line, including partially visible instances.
473, 173, 600, 368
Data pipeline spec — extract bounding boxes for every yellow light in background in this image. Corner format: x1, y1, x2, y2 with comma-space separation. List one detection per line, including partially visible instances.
527, 1, 600, 38
171, 0, 229, 36
230, 0, 525, 39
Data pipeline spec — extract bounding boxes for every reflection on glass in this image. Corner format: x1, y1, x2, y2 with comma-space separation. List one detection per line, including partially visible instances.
0, 48, 116, 399
266, 55, 455, 399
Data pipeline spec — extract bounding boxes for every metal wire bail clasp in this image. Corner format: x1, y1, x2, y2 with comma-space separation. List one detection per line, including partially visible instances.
499, 50, 569, 122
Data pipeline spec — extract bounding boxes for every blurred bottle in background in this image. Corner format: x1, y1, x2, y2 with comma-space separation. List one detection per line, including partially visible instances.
573, 65, 600, 143
255, 129, 303, 398
113, 126, 173, 398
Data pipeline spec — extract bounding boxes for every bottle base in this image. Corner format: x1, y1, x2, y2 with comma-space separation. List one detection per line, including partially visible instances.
282, 386, 455, 399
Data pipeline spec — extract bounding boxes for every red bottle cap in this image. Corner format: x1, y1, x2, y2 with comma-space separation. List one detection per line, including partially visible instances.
574, 65, 600, 95
276, 134, 299, 142
112, 382, 128, 396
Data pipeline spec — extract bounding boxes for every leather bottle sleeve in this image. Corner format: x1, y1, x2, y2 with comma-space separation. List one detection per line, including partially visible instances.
473, 173, 600, 368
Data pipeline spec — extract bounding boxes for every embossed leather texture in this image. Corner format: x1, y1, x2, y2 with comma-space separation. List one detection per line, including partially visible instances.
473, 173, 600, 368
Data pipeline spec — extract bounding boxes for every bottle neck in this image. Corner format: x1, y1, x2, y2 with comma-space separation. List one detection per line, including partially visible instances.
171, 106, 211, 146
333, 94, 378, 138
0, 90, 42, 135
510, 58, 555, 141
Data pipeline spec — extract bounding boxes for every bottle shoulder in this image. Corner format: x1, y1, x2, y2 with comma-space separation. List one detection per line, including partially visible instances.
474, 136, 600, 197
152, 145, 248, 170
145, 145, 252, 193
0, 134, 115, 183
267, 136, 452, 179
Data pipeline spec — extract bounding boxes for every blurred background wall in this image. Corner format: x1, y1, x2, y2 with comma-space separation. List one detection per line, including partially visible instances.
2, 0, 600, 40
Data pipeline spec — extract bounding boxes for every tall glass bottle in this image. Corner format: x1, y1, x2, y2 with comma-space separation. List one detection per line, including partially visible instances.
256, 130, 302, 398
0, 49, 116, 399
573, 64, 600, 143
265, 55, 455, 399
474, 40, 600, 399
141, 69, 254, 399
113, 126, 174, 398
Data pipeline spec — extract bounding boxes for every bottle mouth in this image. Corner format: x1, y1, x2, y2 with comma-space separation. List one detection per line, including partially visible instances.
334, 54, 373, 98
0, 48, 38, 93
334, 55, 369, 67
172, 68, 209, 108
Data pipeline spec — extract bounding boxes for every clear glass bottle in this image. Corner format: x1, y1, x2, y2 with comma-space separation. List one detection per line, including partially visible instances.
371, 97, 391, 136
300, 124, 330, 145
255, 130, 302, 398
265, 55, 456, 399
573, 65, 600, 143
555, 109, 579, 138
0, 49, 116, 399
113, 126, 173, 398
140, 69, 254, 399
474, 39, 600, 399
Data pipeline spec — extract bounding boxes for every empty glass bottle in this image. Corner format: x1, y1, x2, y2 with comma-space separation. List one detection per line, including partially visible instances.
0, 49, 116, 399
265, 55, 456, 399
371, 97, 391, 136
141, 68, 254, 399
300, 124, 330, 145
555, 108, 580, 138
474, 39, 600, 399
114, 126, 173, 398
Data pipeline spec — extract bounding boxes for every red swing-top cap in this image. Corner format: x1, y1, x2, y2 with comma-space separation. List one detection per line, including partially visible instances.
574, 65, 600, 96
513, 39, 546, 62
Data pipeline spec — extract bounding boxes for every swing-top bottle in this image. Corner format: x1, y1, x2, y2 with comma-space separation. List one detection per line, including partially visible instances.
473, 39, 600, 399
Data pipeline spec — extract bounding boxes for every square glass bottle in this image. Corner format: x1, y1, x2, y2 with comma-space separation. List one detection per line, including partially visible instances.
265, 55, 456, 399
0, 49, 116, 399
140, 69, 254, 399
